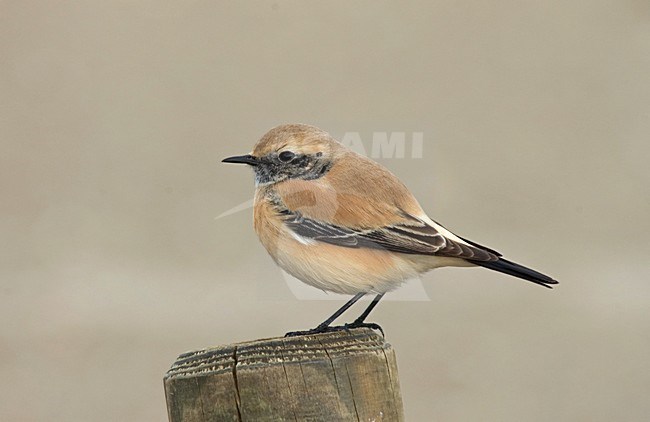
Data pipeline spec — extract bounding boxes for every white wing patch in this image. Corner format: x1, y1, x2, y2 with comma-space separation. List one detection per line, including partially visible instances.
418, 214, 469, 245
287, 227, 317, 245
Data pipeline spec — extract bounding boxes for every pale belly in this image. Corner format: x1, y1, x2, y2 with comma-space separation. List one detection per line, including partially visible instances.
266, 233, 472, 295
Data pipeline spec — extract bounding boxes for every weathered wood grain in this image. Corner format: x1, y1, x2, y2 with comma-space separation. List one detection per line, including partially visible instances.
164, 328, 404, 421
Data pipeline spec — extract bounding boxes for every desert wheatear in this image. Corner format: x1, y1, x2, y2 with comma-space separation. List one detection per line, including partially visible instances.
223, 124, 557, 335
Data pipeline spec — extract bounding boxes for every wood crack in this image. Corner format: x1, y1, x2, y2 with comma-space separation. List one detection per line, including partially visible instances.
232, 346, 242, 422
344, 361, 361, 421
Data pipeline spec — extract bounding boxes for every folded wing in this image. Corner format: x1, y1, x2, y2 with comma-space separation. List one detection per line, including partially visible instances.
282, 209, 499, 262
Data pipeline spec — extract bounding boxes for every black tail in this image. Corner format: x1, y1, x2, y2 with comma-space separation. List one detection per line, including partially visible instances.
468, 258, 558, 289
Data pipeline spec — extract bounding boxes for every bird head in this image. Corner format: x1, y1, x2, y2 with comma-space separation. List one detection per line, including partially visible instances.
223, 124, 339, 186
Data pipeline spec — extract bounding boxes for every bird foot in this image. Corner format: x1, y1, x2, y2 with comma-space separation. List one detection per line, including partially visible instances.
284, 325, 346, 337
284, 322, 384, 338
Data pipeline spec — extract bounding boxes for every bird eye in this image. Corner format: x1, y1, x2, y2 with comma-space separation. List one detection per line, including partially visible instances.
278, 151, 296, 162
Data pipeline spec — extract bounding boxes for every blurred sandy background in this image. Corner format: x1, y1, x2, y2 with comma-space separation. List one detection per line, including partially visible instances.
2, 1, 649, 421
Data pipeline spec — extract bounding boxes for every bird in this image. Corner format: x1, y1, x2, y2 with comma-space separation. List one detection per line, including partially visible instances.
223, 124, 558, 336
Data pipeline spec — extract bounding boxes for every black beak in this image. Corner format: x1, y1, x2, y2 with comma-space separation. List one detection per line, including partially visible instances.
222, 154, 258, 166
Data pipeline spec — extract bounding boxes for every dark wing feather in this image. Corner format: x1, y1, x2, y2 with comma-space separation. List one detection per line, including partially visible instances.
282, 211, 498, 262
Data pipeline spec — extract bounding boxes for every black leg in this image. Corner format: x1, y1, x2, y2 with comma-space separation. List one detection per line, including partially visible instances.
346, 293, 385, 335
285, 292, 366, 337
316, 292, 366, 329
351, 293, 385, 325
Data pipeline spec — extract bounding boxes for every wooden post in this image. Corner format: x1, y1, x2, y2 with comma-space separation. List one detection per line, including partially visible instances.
164, 328, 404, 421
